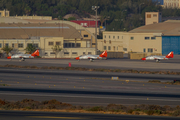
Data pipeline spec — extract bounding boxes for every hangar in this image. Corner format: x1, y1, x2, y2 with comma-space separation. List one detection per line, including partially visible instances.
100, 20, 180, 55
0, 17, 96, 58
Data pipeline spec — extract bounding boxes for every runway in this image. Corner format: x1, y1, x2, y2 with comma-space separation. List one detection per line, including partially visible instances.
0, 57, 180, 72
0, 68, 180, 106
0, 110, 179, 120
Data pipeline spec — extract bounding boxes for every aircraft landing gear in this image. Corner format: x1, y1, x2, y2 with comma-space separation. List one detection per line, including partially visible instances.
20, 58, 25, 62
89, 58, 94, 62
156, 59, 160, 63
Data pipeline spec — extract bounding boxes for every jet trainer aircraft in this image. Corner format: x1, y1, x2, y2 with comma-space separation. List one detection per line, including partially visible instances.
75, 50, 107, 62
7, 49, 39, 61
141, 51, 173, 62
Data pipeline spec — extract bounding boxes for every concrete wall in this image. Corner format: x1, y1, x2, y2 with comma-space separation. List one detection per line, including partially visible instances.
145, 12, 161, 25
98, 31, 126, 52
129, 52, 162, 60
164, 0, 180, 8
128, 33, 162, 54
10, 15, 52, 20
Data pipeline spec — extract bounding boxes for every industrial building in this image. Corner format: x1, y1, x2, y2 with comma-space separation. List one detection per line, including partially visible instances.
100, 20, 180, 55
0, 17, 96, 58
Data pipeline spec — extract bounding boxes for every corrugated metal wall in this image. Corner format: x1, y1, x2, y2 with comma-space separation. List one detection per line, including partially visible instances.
162, 36, 180, 55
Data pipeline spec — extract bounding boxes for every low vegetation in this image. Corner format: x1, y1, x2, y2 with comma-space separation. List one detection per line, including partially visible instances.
148, 80, 180, 85
1, 64, 180, 76
0, 99, 180, 117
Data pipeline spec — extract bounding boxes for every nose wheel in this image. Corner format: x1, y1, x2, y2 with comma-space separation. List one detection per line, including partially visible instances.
156, 59, 160, 63
89, 58, 94, 62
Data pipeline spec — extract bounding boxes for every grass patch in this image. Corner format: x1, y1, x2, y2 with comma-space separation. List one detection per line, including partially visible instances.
1, 64, 180, 76
148, 80, 161, 83
0, 99, 180, 117
0, 84, 9, 86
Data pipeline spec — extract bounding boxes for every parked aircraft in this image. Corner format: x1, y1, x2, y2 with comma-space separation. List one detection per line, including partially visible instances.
141, 51, 173, 62
7, 49, 39, 61
75, 50, 107, 62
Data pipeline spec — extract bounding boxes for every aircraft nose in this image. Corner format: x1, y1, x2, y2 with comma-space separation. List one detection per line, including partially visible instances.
75, 57, 80, 60
7, 56, 11, 59
141, 58, 146, 60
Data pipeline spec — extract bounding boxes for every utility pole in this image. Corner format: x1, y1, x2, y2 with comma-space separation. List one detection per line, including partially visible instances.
92, 6, 99, 55
139, 3, 144, 15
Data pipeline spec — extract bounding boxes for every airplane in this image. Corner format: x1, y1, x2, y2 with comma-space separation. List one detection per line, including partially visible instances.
7, 49, 39, 61
141, 51, 173, 62
75, 50, 107, 62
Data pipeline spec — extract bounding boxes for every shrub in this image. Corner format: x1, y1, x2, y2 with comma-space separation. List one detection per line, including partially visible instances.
145, 110, 154, 115
127, 109, 134, 114
87, 106, 103, 111
171, 110, 180, 116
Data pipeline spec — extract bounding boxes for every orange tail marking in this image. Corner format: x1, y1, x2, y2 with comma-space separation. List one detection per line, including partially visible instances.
31, 49, 39, 57
166, 51, 173, 58
99, 50, 107, 57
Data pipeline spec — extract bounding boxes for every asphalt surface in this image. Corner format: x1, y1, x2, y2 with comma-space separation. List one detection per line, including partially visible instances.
0, 110, 179, 120
0, 57, 180, 71
1, 68, 180, 106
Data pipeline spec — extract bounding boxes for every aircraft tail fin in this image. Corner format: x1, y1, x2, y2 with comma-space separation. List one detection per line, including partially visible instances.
166, 51, 173, 58
31, 49, 39, 57
99, 50, 107, 57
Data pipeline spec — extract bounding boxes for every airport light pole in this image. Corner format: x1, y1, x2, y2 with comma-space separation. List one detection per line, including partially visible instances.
139, 3, 144, 15
92, 6, 99, 55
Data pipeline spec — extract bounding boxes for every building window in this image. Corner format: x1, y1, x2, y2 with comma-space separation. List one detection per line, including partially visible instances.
148, 48, 153, 53
147, 14, 151, 18
88, 52, 92, 54
122, 36, 123, 39
113, 36, 115, 39
109, 40, 111, 44
49, 42, 54, 45
104, 40, 106, 43
18, 43, 23, 48
130, 37, 134, 40
108, 46, 111, 50
92, 43, 96, 45
64, 52, 69, 55
5, 43, 8, 47
123, 48, 127, 51
84, 35, 88, 37
104, 46, 106, 50
34, 44, 39, 48
145, 37, 150, 40
45, 52, 48, 56
109, 36, 110, 38
12, 43, 14, 48
104, 35, 106, 38
151, 37, 156, 40
83, 52, 86, 55
0, 43, 1, 48
76, 43, 81, 47
50, 52, 55, 55
143, 48, 146, 53
56, 42, 61, 45
118, 36, 119, 39
72, 52, 77, 55
153, 14, 157, 17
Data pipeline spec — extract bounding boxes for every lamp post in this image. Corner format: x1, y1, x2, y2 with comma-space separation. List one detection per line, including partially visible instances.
139, 3, 144, 15
92, 6, 99, 55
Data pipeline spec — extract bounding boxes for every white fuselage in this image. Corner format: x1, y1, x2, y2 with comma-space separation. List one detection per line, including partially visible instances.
11, 54, 34, 59
79, 55, 102, 60
145, 56, 168, 60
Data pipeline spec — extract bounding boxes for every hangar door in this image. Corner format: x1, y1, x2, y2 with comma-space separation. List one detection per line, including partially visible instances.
162, 36, 180, 55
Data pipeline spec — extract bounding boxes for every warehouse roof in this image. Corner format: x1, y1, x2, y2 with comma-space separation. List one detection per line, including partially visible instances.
129, 20, 180, 36
0, 23, 82, 39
